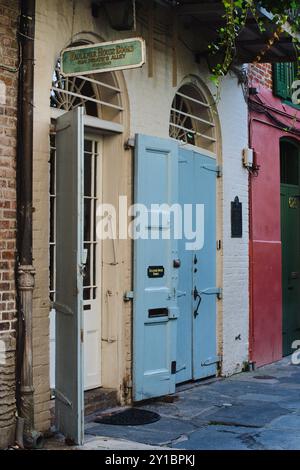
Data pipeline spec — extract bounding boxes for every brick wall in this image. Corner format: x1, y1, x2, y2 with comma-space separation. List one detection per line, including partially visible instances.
248, 63, 273, 90
0, 0, 19, 449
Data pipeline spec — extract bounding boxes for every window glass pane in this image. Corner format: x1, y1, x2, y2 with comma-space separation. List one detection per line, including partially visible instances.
83, 242, 91, 289
84, 153, 92, 197
280, 141, 299, 186
84, 199, 91, 242
84, 140, 92, 153
286, 151, 299, 185
50, 245, 54, 293
280, 150, 286, 184
50, 197, 55, 243
50, 148, 55, 195
93, 243, 97, 299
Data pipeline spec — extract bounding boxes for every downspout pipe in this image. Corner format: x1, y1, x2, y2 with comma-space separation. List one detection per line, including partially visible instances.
16, 0, 43, 449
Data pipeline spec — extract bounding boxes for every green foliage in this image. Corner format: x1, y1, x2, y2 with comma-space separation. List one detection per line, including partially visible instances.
208, 0, 300, 87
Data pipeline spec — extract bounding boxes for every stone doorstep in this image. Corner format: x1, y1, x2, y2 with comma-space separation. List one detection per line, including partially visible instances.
84, 388, 118, 417
49, 387, 119, 426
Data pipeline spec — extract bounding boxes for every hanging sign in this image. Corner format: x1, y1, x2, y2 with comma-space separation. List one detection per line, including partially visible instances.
61, 37, 146, 77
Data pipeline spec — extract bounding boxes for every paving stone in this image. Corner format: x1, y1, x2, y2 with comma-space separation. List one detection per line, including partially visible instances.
172, 427, 256, 450
206, 401, 291, 427
86, 416, 196, 446
267, 414, 300, 431
237, 393, 283, 403
253, 430, 300, 450
278, 383, 300, 390
277, 375, 300, 385
81, 357, 300, 450
276, 400, 300, 411
86, 424, 176, 446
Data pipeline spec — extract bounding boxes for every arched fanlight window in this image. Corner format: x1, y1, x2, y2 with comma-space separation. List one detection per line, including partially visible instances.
169, 83, 217, 152
50, 57, 123, 123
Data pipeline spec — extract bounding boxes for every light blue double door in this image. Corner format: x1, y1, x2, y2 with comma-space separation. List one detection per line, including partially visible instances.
133, 135, 218, 401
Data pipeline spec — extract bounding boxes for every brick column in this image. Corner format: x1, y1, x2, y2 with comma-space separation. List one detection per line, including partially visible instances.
0, 0, 19, 449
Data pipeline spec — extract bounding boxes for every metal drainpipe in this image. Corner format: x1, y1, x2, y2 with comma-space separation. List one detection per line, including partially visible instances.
16, 0, 43, 449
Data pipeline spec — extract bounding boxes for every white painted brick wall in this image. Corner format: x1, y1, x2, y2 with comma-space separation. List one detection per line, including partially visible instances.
217, 75, 249, 375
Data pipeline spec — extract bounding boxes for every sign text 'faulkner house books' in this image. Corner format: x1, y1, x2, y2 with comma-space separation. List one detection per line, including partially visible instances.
61, 38, 146, 77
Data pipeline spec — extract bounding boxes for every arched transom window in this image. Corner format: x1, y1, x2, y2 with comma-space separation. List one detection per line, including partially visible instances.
50, 57, 123, 123
169, 83, 217, 153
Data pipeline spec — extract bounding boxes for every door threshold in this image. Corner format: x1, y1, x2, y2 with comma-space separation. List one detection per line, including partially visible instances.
176, 375, 221, 393
84, 387, 118, 418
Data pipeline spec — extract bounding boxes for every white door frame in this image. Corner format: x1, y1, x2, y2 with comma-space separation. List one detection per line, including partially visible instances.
49, 112, 122, 392
83, 135, 102, 390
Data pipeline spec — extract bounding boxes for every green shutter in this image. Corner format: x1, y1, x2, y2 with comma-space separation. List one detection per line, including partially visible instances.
273, 62, 297, 101
273, 63, 289, 99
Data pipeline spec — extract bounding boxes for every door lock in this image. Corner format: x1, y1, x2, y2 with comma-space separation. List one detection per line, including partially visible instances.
193, 286, 202, 318
173, 259, 181, 268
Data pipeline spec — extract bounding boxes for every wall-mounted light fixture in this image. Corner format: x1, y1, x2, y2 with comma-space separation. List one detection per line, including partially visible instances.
91, 0, 136, 31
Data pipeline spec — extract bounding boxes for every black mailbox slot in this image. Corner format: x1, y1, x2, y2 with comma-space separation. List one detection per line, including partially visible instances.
148, 308, 168, 318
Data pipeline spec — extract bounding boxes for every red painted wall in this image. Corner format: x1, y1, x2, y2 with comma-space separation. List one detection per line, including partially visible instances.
249, 84, 300, 367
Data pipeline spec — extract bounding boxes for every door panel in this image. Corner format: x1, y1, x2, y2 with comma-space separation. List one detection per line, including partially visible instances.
133, 134, 179, 401
54, 107, 84, 445
177, 148, 217, 383
83, 138, 102, 390
50, 137, 102, 393
176, 150, 193, 383
281, 185, 300, 356
193, 152, 217, 379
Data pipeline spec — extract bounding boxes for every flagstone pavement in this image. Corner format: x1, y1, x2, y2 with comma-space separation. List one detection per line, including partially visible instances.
45, 357, 300, 450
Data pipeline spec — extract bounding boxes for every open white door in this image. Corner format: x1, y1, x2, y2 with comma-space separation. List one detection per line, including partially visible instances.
54, 107, 84, 445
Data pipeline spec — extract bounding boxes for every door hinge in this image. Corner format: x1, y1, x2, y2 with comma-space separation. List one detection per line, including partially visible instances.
124, 137, 135, 150
171, 361, 177, 374
216, 288, 223, 300
124, 291, 134, 301
55, 389, 73, 408
200, 287, 223, 300
216, 165, 222, 177
200, 164, 222, 177
201, 355, 222, 367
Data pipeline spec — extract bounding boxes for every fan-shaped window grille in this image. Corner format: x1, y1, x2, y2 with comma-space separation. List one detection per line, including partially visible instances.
50, 58, 123, 123
169, 84, 216, 152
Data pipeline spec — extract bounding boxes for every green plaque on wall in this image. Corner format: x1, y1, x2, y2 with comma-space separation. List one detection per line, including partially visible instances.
61, 38, 146, 77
